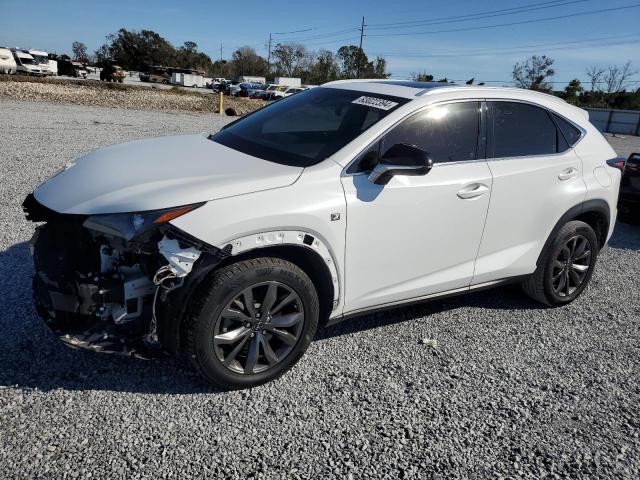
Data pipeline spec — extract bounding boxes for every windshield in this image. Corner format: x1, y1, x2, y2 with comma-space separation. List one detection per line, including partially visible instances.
32, 55, 48, 64
19, 57, 36, 65
211, 87, 409, 167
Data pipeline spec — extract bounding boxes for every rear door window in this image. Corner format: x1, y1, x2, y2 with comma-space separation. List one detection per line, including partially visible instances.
487, 101, 558, 158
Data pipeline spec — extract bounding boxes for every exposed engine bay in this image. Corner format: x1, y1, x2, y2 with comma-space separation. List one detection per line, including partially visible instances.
23, 194, 230, 358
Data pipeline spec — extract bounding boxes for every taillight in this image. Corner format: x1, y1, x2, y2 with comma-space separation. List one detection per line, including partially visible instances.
606, 157, 626, 172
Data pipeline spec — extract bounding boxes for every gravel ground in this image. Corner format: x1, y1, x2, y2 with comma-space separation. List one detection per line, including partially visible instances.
0, 75, 265, 114
0, 99, 639, 479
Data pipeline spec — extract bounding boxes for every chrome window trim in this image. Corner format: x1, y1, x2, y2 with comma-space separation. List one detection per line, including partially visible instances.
341, 98, 484, 177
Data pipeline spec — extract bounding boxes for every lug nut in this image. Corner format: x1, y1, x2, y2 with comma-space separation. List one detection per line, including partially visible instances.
262, 330, 267, 335
245, 322, 251, 328
250, 333, 255, 338
255, 313, 261, 319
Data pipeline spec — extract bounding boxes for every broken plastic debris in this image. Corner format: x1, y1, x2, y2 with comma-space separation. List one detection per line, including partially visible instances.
419, 338, 438, 348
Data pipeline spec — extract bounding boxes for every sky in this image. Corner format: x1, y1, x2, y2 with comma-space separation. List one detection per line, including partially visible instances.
1, 0, 639, 88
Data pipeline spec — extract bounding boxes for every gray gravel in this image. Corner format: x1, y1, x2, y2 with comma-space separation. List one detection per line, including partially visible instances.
1, 98, 639, 479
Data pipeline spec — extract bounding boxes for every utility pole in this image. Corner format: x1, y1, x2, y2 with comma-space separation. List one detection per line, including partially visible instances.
267, 33, 272, 77
357, 16, 365, 79
220, 44, 223, 62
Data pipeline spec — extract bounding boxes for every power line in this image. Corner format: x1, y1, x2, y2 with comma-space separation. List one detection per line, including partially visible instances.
367, 3, 640, 37
273, 28, 360, 43
370, 34, 640, 58
273, 28, 313, 35
367, 0, 589, 30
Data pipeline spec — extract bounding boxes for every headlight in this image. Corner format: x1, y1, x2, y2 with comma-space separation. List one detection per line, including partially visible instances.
83, 203, 204, 240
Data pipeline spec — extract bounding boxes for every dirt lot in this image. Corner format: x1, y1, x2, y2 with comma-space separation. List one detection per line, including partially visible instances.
0, 99, 639, 479
0, 75, 265, 114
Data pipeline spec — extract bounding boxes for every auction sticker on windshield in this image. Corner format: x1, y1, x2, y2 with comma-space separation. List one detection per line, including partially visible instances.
351, 96, 399, 110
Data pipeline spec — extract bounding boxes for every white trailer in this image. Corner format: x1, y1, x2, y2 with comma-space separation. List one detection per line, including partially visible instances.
28, 50, 54, 76
0, 48, 17, 74
274, 77, 301, 87
171, 72, 206, 88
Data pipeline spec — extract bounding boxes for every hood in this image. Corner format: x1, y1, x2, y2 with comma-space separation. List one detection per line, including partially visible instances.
33, 134, 303, 214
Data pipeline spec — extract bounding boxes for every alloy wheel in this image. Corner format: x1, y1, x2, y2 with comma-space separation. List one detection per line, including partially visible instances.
551, 234, 592, 297
213, 281, 305, 375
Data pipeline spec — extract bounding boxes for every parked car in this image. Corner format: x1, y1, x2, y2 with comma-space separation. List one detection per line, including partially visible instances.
226, 81, 241, 95
23, 80, 621, 389
618, 152, 640, 224
57, 57, 88, 78
281, 86, 307, 98
12, 50, 44, 76
100, 64, 126, 83
259, 84, 288, 100
234, 82, 263, 97
248, 83, 268, 98
0, 47, 17, 74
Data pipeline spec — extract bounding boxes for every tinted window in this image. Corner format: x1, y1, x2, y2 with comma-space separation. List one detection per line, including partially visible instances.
552, 112, 582, 148
210, 87, 408, 167
380, 101, 480, 164
488, 102, 557, 158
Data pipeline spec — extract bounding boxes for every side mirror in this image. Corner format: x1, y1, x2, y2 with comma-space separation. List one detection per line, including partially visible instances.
368, 143, 433, 185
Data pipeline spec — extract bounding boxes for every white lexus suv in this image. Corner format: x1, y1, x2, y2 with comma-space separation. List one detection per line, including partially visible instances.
24, 80, 621, 389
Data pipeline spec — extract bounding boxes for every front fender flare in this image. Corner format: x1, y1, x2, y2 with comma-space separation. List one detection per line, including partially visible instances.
218, 229, 341, 306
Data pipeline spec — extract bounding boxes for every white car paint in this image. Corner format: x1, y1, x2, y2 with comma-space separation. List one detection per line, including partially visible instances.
34, 134, 303, 214
31, 80, 620, 320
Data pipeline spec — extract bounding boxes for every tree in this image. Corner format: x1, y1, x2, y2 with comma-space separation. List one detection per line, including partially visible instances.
72, 41, 88, 62
272, 42, 309, 77
337, 45, 363, 78
563, 79, 583, 105
512, 55, 555, 92
603, 61, 636, 93
182, 41, 198, 53
230, 46, 267, 77
336, 45, 388, 79
306, 49, 339, 84
412, 72, 434, 82
585, 66, 605, 92
94, 29, 216, 73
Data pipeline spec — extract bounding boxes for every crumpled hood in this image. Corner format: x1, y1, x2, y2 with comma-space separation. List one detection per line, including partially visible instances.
33, 134, 303, 214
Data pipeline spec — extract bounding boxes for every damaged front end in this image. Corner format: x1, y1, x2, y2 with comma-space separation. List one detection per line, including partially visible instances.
23, 194, 229, 358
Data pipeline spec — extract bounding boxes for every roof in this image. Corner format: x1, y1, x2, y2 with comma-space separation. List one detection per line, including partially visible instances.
322, 79, 586, 125
322, 79, 568, 104
14, 51, 34, 60
323, 79, 453, 98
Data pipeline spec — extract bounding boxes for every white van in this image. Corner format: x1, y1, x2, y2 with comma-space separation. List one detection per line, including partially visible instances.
0, 48, 17, 74
12, 50, 44, 76
28, 50, 52, 75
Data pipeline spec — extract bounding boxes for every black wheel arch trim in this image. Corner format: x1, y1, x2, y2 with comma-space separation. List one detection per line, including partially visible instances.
536, 199, 611, 267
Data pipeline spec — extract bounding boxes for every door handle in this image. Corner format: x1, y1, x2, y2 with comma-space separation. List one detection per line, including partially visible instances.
457, 183, 489, 199
558, 167, 578, 181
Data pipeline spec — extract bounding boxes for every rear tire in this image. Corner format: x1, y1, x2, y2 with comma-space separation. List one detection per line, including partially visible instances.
522, 220, 599, 306
183, 257, 319, 389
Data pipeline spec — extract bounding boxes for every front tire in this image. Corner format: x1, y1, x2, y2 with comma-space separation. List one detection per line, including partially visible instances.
522, 220, 599, 306
184, 257, 319, 389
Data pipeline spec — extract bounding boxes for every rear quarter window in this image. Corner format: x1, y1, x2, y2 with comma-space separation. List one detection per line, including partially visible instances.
551, 112, 583, 148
